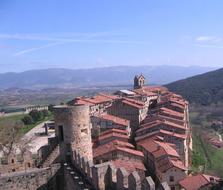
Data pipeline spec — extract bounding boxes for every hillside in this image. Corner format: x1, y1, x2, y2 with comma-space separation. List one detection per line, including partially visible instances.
166, 68, 223, 105
0, 65, 215, 89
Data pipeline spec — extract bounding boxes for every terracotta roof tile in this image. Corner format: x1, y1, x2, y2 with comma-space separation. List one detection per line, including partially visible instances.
122, 97, 145, 109
112, 159, 146, 173
159, 107, 184, 118
70, 93, 118, 106
99, 128, 129, 136
136, 119, 185, 135
179, 174, 220, 190
93, 140, 143, 158
95, 114, 129, 126
96, 132, 129, 142
137, 138, 179, 158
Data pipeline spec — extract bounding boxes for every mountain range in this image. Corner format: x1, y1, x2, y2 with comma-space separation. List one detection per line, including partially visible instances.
166, 67, 223, 105
0, 65, 216, 89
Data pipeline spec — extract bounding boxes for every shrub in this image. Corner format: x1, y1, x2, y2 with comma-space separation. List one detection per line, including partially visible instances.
22, 115, 34, 125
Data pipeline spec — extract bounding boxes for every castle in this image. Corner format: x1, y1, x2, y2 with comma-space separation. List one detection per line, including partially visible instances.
1, 74, 220, 190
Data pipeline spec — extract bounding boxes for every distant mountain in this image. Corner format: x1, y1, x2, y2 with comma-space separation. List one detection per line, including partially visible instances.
0, 65, 216, 89
165, 68, 223, 105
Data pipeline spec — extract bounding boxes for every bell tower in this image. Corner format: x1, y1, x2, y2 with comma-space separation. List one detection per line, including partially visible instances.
134, 74, 145, 89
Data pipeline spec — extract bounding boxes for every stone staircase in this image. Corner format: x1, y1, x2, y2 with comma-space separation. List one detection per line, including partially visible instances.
42, 145, 60, 168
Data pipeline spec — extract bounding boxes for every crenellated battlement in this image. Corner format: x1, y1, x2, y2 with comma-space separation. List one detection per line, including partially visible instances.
66, 150, 170, 190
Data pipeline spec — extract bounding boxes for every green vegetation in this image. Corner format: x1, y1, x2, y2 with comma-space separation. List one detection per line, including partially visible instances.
166, 68, 223, 105
190, 105, 223, 177
191, 135, 206, 171
0, 110, 53, 135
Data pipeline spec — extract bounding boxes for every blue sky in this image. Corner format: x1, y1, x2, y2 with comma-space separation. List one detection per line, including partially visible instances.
0, 0, 223, 72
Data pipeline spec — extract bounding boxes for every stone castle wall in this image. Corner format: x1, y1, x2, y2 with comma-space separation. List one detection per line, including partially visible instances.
0, 164, 61, 190
66, 149, 170, 190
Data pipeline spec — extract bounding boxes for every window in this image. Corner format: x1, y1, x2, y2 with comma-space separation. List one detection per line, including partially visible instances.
11, 159, 14, 164
112, 152, 117, 158
58, 125, 64, 141
27, 163, 31, 167
169, 176, 174, 182
81, 128, 88, 135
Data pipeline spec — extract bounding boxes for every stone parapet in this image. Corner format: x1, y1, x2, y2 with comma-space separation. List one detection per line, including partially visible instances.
0, 163, 61, 190
71, 150, 170, 190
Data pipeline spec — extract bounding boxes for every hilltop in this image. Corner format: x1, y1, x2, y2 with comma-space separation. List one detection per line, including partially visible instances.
166, 68, 223, 105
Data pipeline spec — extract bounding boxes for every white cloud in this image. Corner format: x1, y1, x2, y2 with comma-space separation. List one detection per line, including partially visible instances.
195, 36, 222, 42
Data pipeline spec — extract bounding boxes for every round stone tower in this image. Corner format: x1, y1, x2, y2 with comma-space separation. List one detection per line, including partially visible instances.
54, 105, 93, 161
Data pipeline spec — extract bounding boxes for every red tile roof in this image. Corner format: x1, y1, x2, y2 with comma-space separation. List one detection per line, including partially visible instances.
96, 131, 129, 142
157, 156, 187, 172
144, 114, 185, 126
95, 114, 129, 126
133, 88, 158, 97
93, 140, 143, 158
70, 93, 118, 106
159, 129, 186, 139
136, 119, 185, 134
137, 138, 179, 158
116, 147, 144, 157
159, 107, 184, 118
135, 128, 186, 143
122, 97, 145, 109
99, 128, 129, 136
112, 159, 146, 174
179, 174, 220, 190
141, 86, 168, 93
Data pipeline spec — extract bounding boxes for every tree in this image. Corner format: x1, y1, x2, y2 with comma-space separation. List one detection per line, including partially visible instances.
22, 115, 34, 125
48, 104, 55, 112
0, 119, 23, 157
17, 137, 33, 159
41, 110, 49, 117
29, 110, 43, 122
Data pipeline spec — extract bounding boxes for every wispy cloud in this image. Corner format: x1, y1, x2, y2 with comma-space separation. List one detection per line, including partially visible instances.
1, 32, 146, 56
13, 39, 146, 56
13, 42, 67, 56
195, 36, 222, 43
194, 44, 223, 49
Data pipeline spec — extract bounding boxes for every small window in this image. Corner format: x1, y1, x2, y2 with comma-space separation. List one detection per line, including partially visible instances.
112, 152, 116, 158
58, 125, 64, 141
11, 159, 14, 164
169, 176, 174, 182
28, 163, 31, 167
81, 128, 88, 135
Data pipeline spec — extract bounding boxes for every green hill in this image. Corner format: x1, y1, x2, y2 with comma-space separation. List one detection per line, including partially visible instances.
165, 68, 223, 105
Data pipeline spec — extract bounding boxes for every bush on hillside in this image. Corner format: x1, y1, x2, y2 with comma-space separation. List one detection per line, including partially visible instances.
22, 115, 34, 125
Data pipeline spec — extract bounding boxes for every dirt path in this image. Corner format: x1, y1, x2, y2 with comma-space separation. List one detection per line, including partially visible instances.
22, 120, 55, 153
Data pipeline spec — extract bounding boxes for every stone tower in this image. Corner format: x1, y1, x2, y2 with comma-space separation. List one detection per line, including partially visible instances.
134, 74, 145, 89
54, 105, 93, 161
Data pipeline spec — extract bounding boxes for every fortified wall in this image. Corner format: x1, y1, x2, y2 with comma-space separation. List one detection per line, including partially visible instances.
0, 163, 61, 190
63, 149, 170, 190
54, 103, 171, 190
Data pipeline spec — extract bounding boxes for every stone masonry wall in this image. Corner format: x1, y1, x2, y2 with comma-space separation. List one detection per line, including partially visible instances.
54, 105, 93, 161
0, 163, 61, 190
